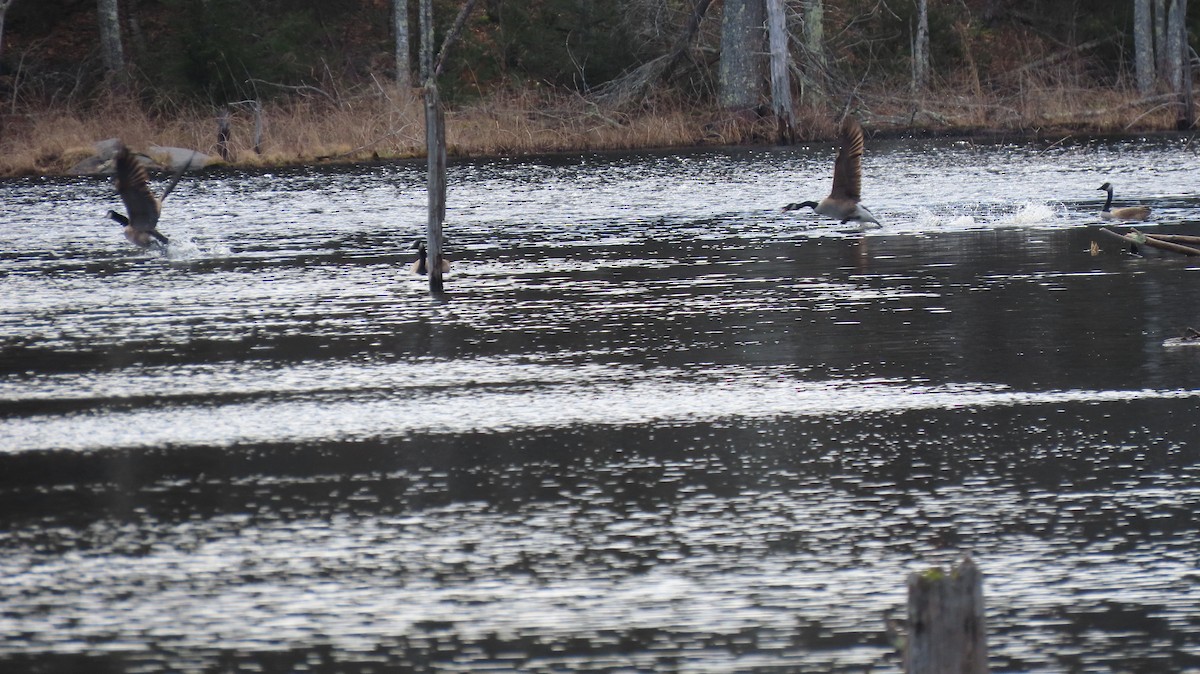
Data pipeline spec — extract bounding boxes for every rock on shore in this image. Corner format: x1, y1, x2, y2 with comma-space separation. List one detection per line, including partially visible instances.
69, 138, 213, 175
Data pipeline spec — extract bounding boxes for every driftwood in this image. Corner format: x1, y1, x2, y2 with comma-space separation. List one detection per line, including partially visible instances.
1099, 227, 1200, 256
1141, 232, 1200, 245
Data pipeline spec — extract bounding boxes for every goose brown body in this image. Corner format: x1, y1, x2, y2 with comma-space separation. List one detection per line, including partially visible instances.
110, 144, 186, 247
1098, 182, 1151, 221
783, 117, 880, 227
410, 240, 451, 275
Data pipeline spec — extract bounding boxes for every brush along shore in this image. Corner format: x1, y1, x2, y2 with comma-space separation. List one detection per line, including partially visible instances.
0, 85, 1189, 178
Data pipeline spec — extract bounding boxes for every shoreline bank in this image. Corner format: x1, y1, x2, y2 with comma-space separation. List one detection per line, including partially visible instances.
1, 87, 1193, 179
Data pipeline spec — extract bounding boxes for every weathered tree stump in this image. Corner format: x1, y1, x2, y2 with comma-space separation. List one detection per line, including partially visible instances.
905, 556, 988, 674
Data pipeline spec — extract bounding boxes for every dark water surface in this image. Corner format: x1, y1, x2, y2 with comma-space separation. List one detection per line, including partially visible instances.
3, 136, 1200, 672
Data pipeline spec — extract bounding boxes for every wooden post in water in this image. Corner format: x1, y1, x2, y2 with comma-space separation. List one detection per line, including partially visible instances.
424, 80, 446, 292
417, 0, 478, 293
905, 556, 988, 674
420, 0, 444, 291
419, 0, 444, 292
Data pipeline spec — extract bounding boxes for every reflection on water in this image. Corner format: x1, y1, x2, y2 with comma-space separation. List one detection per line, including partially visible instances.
3, 136, 1200, 672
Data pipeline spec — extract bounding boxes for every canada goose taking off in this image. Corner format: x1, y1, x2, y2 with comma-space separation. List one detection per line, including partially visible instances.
783, 116, 881, 227
1098, 182, 1151, 221
110, 143, 191, 248
409, 239, 451, 275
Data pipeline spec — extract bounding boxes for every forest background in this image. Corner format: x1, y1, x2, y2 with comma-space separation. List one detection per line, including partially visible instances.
0, 0, 1195, 176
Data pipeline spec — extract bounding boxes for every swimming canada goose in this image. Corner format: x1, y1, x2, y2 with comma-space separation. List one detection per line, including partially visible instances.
783, 116, 881, 227
109, 144, 190, 248
409, 239, 451, 275
1098, 182, 1151, 221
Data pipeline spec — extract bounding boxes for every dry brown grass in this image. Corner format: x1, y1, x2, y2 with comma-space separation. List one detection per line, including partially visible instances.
860, 64, 1185, 134
0, 78, 1189, 177
0, 86, 715, 176
0, 85, 432, 175
446, 89, 711, 155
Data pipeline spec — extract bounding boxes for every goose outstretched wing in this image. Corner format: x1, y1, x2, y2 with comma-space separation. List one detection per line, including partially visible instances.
829, 117, 865, 203
114, 145, 161, 231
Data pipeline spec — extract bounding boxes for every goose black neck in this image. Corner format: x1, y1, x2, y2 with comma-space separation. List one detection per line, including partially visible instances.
1102, 187, 1113, 211
784, 201, 819, 212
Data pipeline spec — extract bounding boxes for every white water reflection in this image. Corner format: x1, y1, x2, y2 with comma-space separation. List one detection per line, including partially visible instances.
5, 357, 1200, 452
3, 136, 1200, 672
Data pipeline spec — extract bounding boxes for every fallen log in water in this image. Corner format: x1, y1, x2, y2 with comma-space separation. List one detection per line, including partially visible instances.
1099, 227, 1200, 256
1145, 232, 1200, 245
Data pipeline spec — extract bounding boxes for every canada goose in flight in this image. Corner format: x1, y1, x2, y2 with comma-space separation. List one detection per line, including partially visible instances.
783, 116, 880, 227
410, 239, 451, 275
108, 144, 191, 248
1098, 182, 1151, 221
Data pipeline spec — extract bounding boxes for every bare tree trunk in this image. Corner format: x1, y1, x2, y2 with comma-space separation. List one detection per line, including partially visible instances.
419, 0, 432, 81
1166, 0, 1186, 90
394, 0, 412, 88
0, 0, 15, 64
719, 0, 766, 113
913, 0, 930, 91
126, 0, 145, 64
800, 0, 827, 104
1135, 0, 1156, 94
765, 0, 795, 143
803, 0, 826, 69
1182, 39, 1195, 128
97, 0, 126, 80
1154, 0, 1168, 78
1175, 0, 1194, 127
